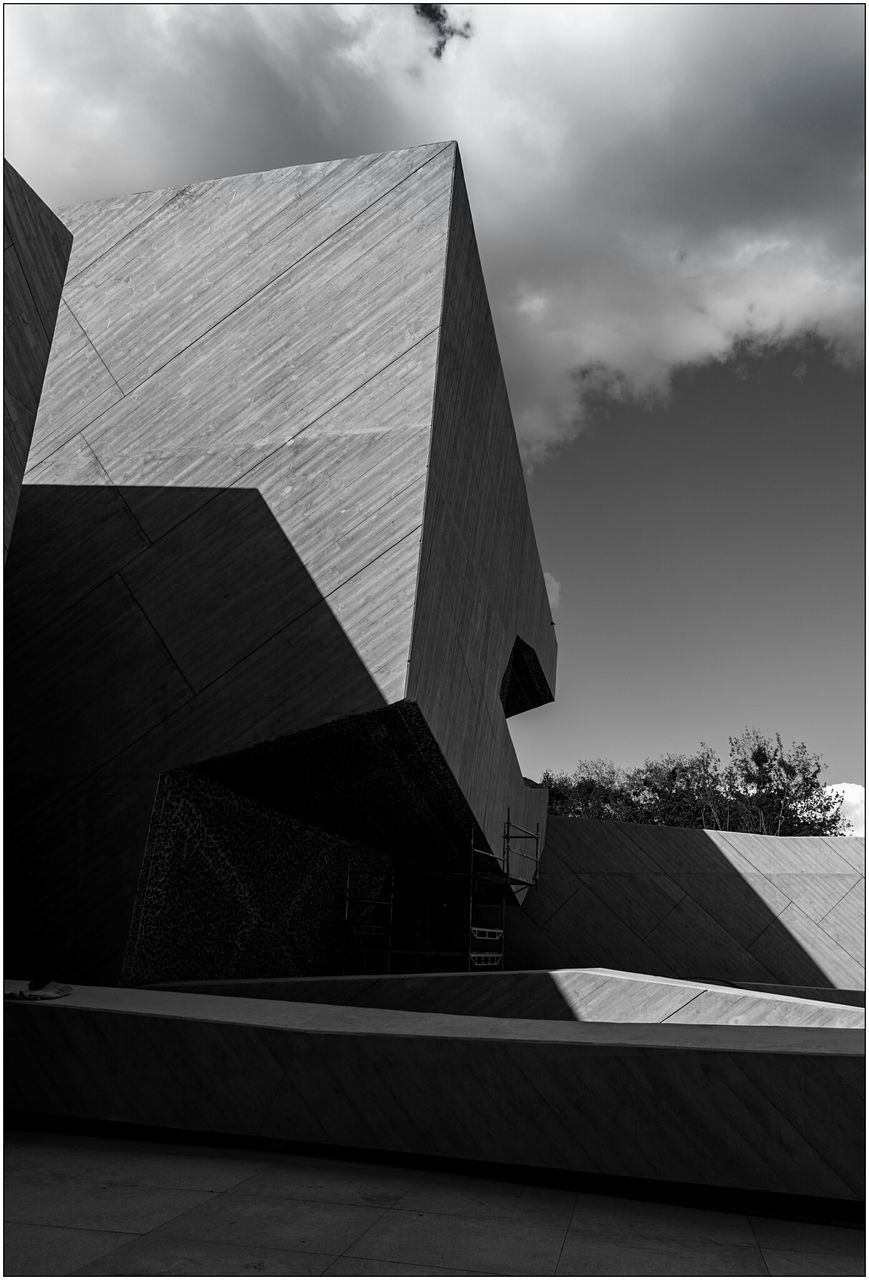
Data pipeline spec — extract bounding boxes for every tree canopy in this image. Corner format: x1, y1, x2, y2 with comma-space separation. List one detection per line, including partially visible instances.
541, 729, 850, 836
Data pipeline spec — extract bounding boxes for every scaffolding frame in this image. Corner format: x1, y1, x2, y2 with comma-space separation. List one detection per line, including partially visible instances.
341, 861, 395, 975
503, 807, 541, 889
341, 811, 541, 976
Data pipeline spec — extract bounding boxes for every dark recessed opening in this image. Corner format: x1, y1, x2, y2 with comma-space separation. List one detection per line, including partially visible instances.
499, 635, 554, 718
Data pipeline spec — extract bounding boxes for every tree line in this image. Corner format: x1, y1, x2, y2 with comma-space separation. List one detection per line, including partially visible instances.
541, 728, 850, 836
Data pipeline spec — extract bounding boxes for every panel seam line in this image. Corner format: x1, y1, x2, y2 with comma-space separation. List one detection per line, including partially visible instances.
55, 522, 424, 791
13, 329, 440, 652
63, 297, 125, 393
79, 143, 453, 406
116, 570, 197, 698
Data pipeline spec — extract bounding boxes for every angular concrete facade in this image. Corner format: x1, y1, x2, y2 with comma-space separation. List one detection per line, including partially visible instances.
3, 162, 72, 555
5, 145, 863, 1210
509, 817, 865, 989
5, 143, 555, 982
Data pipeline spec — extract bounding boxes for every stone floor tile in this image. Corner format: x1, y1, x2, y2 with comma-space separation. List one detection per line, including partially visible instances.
346, 1207, 566, 1275
154, 1189, 387, 1254
557, 1228, 767, 1276
323, 1260, 488, 1276
762, 1246, 866, 1276
750, 1217, 866, 1257
570, 1192, 756, 1245
393, 1173, 576, 1224
95, 1147, 275, 1192
3, 1221, 138, 1276
69, 1234, 337, 1276
236, 1156, 423, 1207
4, 1134, 126, 1184
4, 1176, 217, 1234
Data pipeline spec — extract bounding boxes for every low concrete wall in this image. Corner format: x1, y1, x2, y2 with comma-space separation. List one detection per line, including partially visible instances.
5, 984, 863, 1200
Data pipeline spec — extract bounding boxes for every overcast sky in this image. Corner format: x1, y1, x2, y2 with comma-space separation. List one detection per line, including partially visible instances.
5, 4, 865, 819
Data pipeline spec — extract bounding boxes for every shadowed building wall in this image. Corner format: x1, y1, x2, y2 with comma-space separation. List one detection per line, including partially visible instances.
5, 142, 555, 982
509, 817, 865, 989
4, 162, 72, 555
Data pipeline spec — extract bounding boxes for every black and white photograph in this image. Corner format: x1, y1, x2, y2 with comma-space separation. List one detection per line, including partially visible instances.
3, 3, 865, 1276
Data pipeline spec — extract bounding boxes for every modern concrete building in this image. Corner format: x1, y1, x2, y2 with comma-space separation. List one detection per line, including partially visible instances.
5, 142, 555, 985
4, 144, 864, 1226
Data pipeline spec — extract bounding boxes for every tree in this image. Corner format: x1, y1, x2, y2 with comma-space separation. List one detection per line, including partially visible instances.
721, 728, 847, 836
542, 729, 850, 836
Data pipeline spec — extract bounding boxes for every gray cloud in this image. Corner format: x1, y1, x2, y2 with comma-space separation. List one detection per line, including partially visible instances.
413, 4, 473, 60
6, 4, 863, 462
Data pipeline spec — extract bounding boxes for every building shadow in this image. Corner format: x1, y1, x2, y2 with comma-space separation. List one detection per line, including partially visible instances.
7, 486, 859, 994
506, 816, 864, 990
4, 482, 390, 983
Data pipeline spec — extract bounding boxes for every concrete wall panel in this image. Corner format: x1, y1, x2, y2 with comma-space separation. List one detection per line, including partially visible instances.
23, 301, 123, 469
4, 162, 73, 552
6, 142, 557, 981
408, 153, 556, 864
6, 145, 455, 981
63, 145, 449, 391
513, 818, 865, 989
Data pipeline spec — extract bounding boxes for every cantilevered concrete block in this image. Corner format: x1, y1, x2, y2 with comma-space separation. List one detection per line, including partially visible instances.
5, 143, 556, 982
3, 162, 73, 555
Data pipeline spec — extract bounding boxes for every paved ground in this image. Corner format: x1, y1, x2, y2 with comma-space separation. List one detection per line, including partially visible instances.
4, 1127, 864, 1276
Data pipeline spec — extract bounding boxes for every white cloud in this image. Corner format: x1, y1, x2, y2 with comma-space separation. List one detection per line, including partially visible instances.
543, 572, 561, 611
825, 783, 865, 837
4, 4, 863, 463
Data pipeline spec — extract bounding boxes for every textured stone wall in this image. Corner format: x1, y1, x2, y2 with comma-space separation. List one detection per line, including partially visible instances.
123, 769, 388, 985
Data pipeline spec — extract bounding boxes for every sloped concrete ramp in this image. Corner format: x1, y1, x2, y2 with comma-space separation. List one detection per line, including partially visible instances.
6, 983, 862, 1201
149, 967, 864, 1028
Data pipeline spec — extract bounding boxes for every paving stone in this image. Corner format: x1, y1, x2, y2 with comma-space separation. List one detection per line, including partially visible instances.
236, 1155, 421, 1207
557, 1228, 767, 1276
4, 1221, 137, 1276
154, 1188, 386, 1254
4, 1175, 217, 1234
346, 1207, 567, 1275
570, 1192, 756, 1245
94, 1146, 275, 1192
323, 1261, 487, 1276
762, 1246, 866, 1276
70, 1233, 337, 1276
4, 1134, 127, 1183
6, 1131, 864, 1280
393, 1172, 576, 1224
749, 1216, 866, 1256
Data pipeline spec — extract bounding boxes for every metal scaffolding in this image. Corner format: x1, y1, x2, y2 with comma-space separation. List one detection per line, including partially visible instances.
341, 811, 540, 975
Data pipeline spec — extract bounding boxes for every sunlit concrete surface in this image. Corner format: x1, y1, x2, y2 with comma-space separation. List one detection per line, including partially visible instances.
511, 818, 865, 989
4, 1127, 865, 1277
